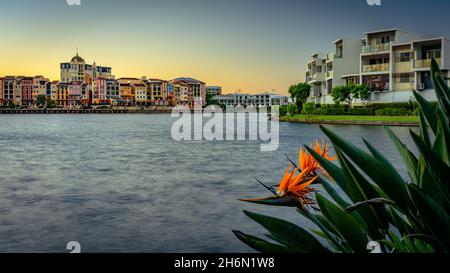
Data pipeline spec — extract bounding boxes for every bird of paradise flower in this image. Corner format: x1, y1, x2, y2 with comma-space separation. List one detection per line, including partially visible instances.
240, 141, 336, 212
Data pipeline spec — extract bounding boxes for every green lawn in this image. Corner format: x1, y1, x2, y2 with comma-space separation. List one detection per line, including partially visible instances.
280, 115, 420, 124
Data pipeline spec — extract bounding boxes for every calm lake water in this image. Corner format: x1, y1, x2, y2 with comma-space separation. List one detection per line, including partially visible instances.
0, 115, 416, 253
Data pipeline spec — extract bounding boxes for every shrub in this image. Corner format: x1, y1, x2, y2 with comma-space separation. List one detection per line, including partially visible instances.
279, 105, 288, 117
375, 108, 411, 116
347, 108, 373, 116
313, 108, 346, 116
286, 104, 298, 116
321, 104, 346, 110
301, 102, 316, 115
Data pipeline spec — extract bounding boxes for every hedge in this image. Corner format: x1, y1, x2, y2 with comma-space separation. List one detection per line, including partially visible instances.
375, 108, 411, 116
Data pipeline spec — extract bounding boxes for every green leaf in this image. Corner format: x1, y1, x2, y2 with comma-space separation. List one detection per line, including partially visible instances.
239, 196, 298, 207
319, 174, 351, 209
408, 184, 450, 252
243, 211, 329, 253
387, 207, 415, 236
385, 126, 419, 184
301, 211, 348, 253
413, 91, 438, 134
410, 130, 450, 205
334, 149, 388, 235
316, 193, 368, 253
419, 112, 432, 147
433, 108, 450, 165
319, 125, 410, 212
431, 59, 450, 115
232, 231, 293, 253
345, 198, 395, 213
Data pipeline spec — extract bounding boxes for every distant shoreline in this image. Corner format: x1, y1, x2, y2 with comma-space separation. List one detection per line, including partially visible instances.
0, 109, 173, 115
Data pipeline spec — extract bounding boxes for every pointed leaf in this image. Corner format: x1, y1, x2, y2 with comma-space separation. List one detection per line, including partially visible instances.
319, 125, 410, 212
243, 211, 329, 253
316, 193, 368, 253
408, 184, 450, 252
239, 196, 298, 207
385, 126, 419, 184
413, 91, 438, 134
232, 231, 293, 253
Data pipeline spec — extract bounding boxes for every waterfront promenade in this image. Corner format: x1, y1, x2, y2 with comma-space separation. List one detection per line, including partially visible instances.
0, 108, 173, 114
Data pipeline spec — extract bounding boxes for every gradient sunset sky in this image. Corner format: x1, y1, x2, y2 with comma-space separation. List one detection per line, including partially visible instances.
1, 0, 450, 95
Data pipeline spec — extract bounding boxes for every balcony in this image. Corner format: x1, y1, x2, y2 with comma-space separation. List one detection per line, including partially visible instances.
326, 53, 335, 62
311, 73, 326, 82
393, 82, 414, 91
414, 58, 441, 69
362, 43, 391, 54
327, 71, 333, 78
362, 63, 390, 73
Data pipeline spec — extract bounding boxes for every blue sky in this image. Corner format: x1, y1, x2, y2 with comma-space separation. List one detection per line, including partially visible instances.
1, 0, 449, 94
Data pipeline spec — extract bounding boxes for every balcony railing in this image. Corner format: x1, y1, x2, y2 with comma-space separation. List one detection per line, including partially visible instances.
414, 58, 441, 68
362, 63, 390, 73
362, 43, 391, 53
326, 53, 335, 61
327, 71, 333, 78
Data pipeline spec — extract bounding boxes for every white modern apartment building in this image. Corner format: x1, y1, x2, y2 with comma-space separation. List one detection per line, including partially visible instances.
306, 28, 450, 104
306, 39, 361, 104
213, 93, 289, 107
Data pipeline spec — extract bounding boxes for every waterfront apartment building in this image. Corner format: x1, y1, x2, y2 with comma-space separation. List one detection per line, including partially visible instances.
50, 81, 59, 102
55, 83, 69, 106
0, 78, 3, 105
306, 28, 450, 104
32, 76, 50, 99
105, 79, 120, 102
60, 53, 113, 84
174, 77, 206, 107
213, 93, 289, 107
20, 77, 34, 106
206, 86, 222, 96
134, 83, 148, 105
3, 77, 16, 103
92, 77, 107, 103
144, 78, 169, 106
2, 52, 207, 108
170, 79, 190, 106
117, 78, 144, 105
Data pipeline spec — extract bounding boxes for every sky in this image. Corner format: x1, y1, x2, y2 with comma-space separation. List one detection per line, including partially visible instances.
1, 0, 450, 95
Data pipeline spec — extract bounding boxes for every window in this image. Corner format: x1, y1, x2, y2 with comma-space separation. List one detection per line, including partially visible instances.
380, 36, 392, 44
396, 52, 411, 63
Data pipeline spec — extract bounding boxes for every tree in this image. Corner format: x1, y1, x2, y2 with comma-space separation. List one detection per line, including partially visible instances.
34, 95, 56, 108
288, 83, 311, 110
206, 94, 226, 110
331, 85, 351, 106
350, 83, 371, 105
35, 95, 48, 108
332, 83, 371, 107
46, 99, 56, 109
